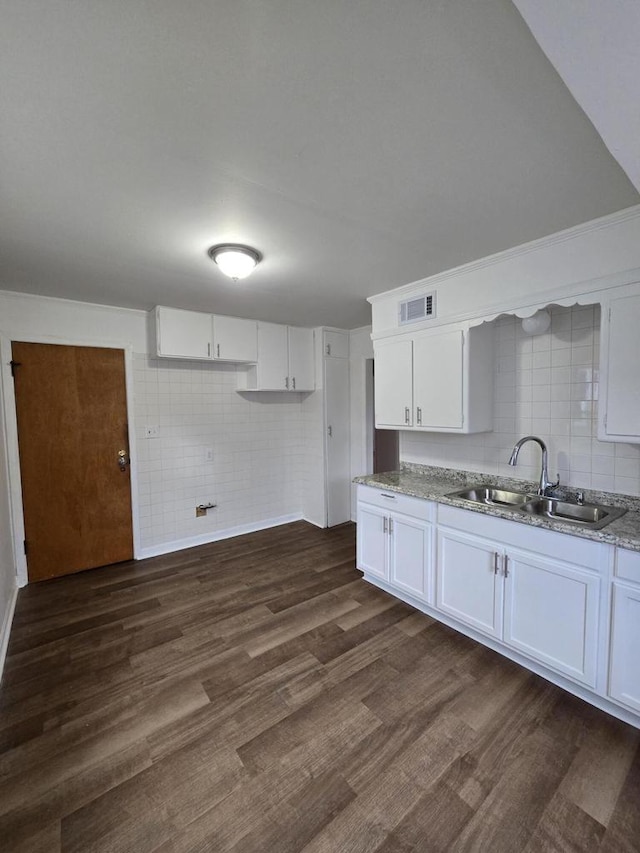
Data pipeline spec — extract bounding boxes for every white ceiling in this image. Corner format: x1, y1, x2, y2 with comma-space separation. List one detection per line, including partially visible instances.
514, 0, 640, 195
0, 1, 637, 329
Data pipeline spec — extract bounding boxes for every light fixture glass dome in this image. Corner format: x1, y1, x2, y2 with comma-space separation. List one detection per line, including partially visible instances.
521, 309, 551, 336
207, 244, 261, 280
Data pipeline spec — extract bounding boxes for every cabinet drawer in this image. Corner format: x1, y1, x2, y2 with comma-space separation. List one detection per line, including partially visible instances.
357, 485, 434, 522
616, 548, 640, 585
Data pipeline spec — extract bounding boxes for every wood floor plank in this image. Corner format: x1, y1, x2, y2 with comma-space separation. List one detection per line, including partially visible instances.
558, 715, 640, 826
1, 520, 639, 853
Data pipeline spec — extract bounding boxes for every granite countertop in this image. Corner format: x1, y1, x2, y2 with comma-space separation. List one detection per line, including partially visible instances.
354, 464, 640, 553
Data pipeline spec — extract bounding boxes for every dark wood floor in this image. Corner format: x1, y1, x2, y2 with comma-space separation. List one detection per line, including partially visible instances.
1, 521, 639, 852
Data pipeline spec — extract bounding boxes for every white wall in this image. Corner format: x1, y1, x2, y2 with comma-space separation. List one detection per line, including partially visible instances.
370, 206, 640, 336
349, 326, 374, 518
133, 355, 306, 556
401, 304, 640, 496
0, 291, 329, 572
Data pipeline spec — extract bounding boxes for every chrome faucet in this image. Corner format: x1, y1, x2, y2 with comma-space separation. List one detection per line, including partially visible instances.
508, 436, 560, 496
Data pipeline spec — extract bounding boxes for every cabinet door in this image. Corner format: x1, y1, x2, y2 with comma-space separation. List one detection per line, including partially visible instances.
325, 357, 351, 526
609, 582, 640, 712
156, 307, 213, 359
256, 322, 289, 390
389, 512, 431, 602
288, 327, 315, 391
323, 329, 349, 359
413, 329, 463, 429
356, 503, 388, 580
503, 549, 600, 687
212, 315, 257, 363
601, 293, 640, 440
436, 528, 503, 638
374, 338, 413, 428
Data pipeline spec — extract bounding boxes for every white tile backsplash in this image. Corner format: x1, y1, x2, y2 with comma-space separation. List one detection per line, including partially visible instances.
133, 355, 309, 550
400, 305, 640, 495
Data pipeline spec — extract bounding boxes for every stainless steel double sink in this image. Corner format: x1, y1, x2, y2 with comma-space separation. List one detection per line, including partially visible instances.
446, 485, 627, 530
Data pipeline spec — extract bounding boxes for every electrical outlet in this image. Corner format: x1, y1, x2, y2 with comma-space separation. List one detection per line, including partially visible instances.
145, 425, 160, 438
204, 447, 214, 462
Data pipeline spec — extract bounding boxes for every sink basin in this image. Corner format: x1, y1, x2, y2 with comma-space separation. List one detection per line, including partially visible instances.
520, 497, 627, 529
449, 486, 531, 506
446, 484, 626, 530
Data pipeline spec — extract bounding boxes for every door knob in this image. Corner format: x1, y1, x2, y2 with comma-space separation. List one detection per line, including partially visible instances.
118, 449, 130, 471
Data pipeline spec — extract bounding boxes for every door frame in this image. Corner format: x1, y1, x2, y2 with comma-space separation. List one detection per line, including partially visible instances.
0, 333, 141, 587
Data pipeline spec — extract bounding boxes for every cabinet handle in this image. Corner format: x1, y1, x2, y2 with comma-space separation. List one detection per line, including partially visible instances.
389, 517, 394, 534
326, 343, 331, 356
328, 425, 333, 437
404, 407, 410, 424
493, 552, 499, 574
416, 406, 422, 425
383, 516, 387, 533
217, 343, 220, 358
292, 377, 296, 390
503, 556, 509, 578
285, 376, 289, 389
207, 343, 211, 357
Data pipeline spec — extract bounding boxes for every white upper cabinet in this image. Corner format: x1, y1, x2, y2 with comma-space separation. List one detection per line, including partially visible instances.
155, 306, 213, 360
212, 315, 257, 363
374, 322, 493, 433
242, 322, 315, 391
155, 307, 256, 363
414, 329, 464, 430
374, 338, 414, 427
599, 288, 640, 442
288, 326, 315, 391
323, 329, 349, 359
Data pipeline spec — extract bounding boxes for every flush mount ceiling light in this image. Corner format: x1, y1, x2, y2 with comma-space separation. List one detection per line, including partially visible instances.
207, 244, 262, 281
521, 309, 551, 336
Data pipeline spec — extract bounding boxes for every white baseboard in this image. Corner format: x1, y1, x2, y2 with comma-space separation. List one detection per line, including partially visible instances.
137, 513, 305, 560
0, 584, 18, 685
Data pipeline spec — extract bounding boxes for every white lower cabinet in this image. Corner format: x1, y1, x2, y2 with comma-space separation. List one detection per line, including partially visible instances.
356, 486, 433, 602
502, 548, 600, 687
436, 528, 503, 639
389, 512, 432, 600
356, 494, 640, 722
437, 517, 601, 688
609, 548, 640, 713
608, 582, 640, 712
356, 502, 388, 581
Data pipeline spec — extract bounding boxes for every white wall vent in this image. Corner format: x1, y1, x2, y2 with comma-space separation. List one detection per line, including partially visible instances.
399, 292, 436, 325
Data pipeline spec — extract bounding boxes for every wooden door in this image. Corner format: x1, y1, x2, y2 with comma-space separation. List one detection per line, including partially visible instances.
12, 342, 134, 581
